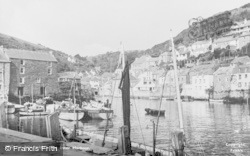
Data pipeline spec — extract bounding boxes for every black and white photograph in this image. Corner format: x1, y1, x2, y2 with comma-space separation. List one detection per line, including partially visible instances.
0, 0, 250, 155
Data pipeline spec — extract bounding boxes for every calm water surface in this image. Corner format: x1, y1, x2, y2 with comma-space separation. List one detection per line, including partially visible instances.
5, 98, 250, 155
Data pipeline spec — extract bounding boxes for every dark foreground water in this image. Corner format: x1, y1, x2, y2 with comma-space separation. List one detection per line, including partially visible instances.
4, 98, 250, 155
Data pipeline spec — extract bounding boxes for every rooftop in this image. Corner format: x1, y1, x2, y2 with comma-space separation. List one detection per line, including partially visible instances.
5, 49, 57, 62
231, 56, 250, 65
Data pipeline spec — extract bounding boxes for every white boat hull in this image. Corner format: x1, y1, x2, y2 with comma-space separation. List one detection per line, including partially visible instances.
59, 112, 84, 121
209, 99, 224, 104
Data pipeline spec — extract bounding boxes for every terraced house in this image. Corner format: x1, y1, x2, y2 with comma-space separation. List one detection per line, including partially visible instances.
5, 49, 58, 98
230, 64, 250, 98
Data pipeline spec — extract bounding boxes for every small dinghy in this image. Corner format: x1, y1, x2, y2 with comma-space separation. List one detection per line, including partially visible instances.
145, 108, 165, 116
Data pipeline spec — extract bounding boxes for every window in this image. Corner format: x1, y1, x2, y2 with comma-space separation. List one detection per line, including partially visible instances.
245, 82, 247, 87
143, 81, 147, 84
239, 74, 241, 79
20, 77, 25, 84
20, 67, 25, 74
48, 62, 52, 67
48, 68, 52, 75
245, 74, 248, 78
218, 78, 221, 82
20, 60, 25, 65
238, 82, 242, 88
36, 78, 41, 83
40, 87, 45, 96
18, 87, 24, 96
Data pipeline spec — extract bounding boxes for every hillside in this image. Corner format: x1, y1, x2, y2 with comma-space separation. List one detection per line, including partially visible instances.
0, 33, 76, 72
76, 2, 250, 73
0, 3, 250, 74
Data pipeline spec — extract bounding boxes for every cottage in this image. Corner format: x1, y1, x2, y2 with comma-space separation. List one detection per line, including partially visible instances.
190, 39, 212, 57
158, 51, 172, 64
189, 63, 219, 99
213, 66, 234, 99
5, 49, 58, 98
230, 64, 250, 98
131, 55, 156, 77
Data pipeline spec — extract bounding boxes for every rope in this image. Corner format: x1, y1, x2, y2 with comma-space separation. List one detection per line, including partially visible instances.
156, 71, 167, 135
131, 88, 147, 152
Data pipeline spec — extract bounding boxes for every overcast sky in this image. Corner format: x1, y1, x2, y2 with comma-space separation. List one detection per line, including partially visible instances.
0, 0, 249, 57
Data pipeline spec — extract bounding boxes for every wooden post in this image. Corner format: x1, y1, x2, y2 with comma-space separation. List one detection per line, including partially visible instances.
152, 121, 156, 156
31, 84, 33, 103
171, 131, 185, 156
76, 111, 79, 129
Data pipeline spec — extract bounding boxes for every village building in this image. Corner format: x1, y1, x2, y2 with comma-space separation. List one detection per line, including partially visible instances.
213, 66, 234, 99
230, 64, 250, 98
0, 46, 10, 101
131, 55, 156, 77
189, 63, 219, 99
238, 32, 250, 49
230, 56, 250, 67
213, 36, 239, 49
5, 49, 58, 98
230, 19, 250, 35
158, 51, 172, 65
190, 39, 212, 57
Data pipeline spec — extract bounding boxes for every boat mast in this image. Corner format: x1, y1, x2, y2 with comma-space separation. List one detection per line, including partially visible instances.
170, 30, 184, 132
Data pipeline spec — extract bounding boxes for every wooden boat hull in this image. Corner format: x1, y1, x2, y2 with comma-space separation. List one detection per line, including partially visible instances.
86, 109, 113, 120
145, 108, 165, 116
59, 112, 84, 121
19, 112, 49, 116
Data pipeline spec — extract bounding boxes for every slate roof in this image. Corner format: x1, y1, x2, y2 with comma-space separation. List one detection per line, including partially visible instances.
5, 49, 57, 62
232, 64, 250, 74
213, 66, 234, 75
231, 56, 250, 65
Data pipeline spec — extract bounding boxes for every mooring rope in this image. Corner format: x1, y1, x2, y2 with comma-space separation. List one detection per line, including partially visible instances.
156, 71, 168, 136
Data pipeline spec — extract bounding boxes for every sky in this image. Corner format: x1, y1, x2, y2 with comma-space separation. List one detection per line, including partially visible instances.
0, 0, 249, 57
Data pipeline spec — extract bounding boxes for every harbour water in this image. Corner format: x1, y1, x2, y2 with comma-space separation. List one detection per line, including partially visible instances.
4, 98, 250, 155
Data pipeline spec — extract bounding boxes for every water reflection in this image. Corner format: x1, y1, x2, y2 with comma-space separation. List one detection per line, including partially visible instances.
2, 98, 250, 155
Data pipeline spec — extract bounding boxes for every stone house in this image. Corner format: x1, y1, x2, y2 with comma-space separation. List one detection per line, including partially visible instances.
5, 49, 58, 98
213, 66, 234, 99
0, 46, 10, 101
158, 51, 172, 64
189, 63, 219, 99
230, 64, 250, 98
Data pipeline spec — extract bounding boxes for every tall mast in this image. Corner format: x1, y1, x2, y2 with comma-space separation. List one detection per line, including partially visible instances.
120, 42, 125, 70
170, 30, 184, 132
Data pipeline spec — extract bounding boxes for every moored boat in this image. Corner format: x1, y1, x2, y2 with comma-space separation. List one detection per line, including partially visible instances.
59, 109, 85, 121
145, 108, 165, 116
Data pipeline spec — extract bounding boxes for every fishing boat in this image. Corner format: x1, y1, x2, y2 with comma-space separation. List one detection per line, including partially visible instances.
83, 101, 113, 120
58, 100, 85, 121
5, 102, 15, 114
145, 108, 165, 116
12, 103, 25, 112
